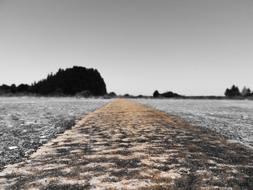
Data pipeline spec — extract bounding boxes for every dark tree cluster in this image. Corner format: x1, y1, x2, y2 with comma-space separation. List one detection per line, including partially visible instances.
0, 84, 30, 94
224, 85, 241, 97
0, 66, 107, 96
153, 90, 182, 98
225, 85, 253, 98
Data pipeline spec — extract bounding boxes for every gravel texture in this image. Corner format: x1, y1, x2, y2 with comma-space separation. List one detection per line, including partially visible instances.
0, 99, 252, 189
0, 97, 111, 169
137, 99, 253, 148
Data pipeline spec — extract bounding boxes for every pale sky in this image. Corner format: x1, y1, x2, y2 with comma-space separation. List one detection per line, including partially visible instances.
0, 0, 252, 96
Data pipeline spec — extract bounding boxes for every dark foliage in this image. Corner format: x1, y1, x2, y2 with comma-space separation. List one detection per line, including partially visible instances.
0, 84, 11, 93
30, 66, 107, 96
161, 91, 182, 98
241, 86, 252, 97
137, 95, 144, 98
225, 85, 241, 97
76, 90, 92, 98
153, 90, 182, 98
153, 90, 160, 98
0, 66, 107, 96
108, 92, 117, 97
16, 84, 30, 93
102, 92, 117, 99
10, 84, 16, 93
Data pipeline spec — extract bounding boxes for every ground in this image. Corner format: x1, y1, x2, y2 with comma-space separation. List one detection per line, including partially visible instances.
0, 99, 252, 189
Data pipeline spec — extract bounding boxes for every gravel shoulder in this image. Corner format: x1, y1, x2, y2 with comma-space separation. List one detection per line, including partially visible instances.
0, 99, 252, 189
137, 99, 253, 148
0, 97, 110, 170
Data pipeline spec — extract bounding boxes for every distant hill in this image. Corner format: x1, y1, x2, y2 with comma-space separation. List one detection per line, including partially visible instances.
0, 66, 107, 96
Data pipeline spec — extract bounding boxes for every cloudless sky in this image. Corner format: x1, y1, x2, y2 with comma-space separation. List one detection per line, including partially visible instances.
0, 0, 252, 96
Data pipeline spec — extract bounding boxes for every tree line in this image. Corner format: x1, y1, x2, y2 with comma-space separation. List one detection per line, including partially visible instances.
225, 85, 253, 98
0, 66, 107, 96
0, 69, 252, 99
152, 85, 253, 99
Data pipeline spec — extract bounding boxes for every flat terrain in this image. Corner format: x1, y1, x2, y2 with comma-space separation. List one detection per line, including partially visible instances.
0, 97, 110, 168
0, 99, 252, 189
138, 99, 253, 148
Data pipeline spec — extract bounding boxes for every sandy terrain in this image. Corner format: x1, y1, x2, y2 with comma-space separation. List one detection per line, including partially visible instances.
0, 99, 252, 189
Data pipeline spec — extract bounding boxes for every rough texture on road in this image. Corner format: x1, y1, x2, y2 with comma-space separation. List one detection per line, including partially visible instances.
0, 99, 252, 189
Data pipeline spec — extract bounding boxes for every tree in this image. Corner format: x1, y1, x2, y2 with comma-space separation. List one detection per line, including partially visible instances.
225, 85, 241, 97
153, 90, 160, 98
241, 86, 251, 97
17, 84, 30, 93
161, 91, 181, 98
0, 84, 11, 93
108, 92, 117, 97
224, 88, 230, 97
30, 66, 107, 96
10, 84, 16, 93
0, 66, 107, 96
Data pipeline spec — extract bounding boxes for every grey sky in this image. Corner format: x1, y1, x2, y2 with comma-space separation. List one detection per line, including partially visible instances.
0, 0, 252, 96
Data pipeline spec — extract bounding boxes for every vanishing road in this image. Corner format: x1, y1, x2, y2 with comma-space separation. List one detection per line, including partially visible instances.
0, 99, 252, 189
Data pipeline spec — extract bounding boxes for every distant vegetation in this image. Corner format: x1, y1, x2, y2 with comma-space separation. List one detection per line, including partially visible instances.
1, 69, 253, 100
225, 85, 253, 98
153, 90, 183, 98
152, 85, 253, 99
0, 66, 107, 96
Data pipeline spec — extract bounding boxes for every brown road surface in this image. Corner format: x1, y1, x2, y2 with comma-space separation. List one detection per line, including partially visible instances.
0, 99, 252, 189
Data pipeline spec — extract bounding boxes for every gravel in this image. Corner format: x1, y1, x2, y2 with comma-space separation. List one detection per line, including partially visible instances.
137, 99, 253, 148
0, 97, 111, 169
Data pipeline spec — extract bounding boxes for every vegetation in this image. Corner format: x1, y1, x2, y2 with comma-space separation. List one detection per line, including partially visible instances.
224, 85, 241, 97
1, 69, 253, 99
153, 90, 160, 98
153, 90, 183, 98
0, 66, 107, 96
225, 85, 253, 98
152, 85, 253, 99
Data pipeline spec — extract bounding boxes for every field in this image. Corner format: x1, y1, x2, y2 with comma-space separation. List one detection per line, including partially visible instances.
138, 99, 253, 148
0, 97, 111, 168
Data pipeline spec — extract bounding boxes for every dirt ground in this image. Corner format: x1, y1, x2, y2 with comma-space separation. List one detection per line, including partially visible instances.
0, 99, 252, 189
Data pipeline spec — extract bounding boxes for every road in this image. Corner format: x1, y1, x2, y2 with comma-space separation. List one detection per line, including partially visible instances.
0, 99, 252, 189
